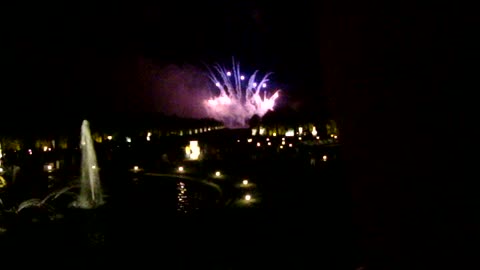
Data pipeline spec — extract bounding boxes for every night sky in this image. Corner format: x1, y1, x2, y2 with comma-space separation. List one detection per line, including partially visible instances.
4, 2, 321, 118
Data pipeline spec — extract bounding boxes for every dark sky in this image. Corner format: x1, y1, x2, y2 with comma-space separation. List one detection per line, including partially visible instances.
3, 2, 321, 118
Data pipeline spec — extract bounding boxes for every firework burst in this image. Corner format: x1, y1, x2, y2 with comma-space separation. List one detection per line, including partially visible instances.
204, 59, 280, 128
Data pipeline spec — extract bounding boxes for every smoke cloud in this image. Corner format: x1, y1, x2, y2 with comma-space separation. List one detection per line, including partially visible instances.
148, 63, 212, 119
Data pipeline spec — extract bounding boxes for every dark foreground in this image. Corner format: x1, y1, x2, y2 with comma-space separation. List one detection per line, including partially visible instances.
0, 148, 348, 269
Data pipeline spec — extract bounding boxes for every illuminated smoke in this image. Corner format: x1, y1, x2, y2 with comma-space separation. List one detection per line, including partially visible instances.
204, 59, 280, 128
150, 63, 211, 119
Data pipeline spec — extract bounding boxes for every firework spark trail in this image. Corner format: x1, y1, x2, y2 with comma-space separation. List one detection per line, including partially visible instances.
204, 59, 280, 128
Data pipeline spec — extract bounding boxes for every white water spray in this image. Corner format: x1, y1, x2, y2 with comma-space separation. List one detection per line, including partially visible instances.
76, 120, 103, 209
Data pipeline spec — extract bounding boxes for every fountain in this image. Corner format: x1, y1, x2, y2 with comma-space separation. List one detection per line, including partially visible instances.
75, 120, 104, 209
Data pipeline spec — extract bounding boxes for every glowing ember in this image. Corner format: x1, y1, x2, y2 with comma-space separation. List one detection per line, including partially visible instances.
204, 59, 280, 128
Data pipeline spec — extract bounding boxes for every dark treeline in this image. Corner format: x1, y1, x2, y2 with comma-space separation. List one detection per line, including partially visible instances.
0, 112, 222, 138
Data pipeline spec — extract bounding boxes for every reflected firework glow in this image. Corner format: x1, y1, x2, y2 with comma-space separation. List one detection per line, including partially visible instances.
204, 59, 280, 128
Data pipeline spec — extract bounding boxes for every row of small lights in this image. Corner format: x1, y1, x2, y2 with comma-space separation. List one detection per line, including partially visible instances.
104, 127, 222, 143
124, 164, 259, 203
238, 138, 330, 161
177, 166, 223, 178
176, 165, 254, 202
241, 135, 328, 143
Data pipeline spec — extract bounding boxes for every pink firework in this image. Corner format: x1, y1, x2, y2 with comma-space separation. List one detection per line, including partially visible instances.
204, 59, 280, 128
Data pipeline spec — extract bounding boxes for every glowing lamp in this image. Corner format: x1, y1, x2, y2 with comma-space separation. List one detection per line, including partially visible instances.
215, 171, 221, 177
178, 166, 184, 172
245, 194, 252, 201
242, 179, 248, 185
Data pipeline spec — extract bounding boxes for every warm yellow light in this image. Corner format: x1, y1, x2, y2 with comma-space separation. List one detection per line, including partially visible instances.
259, 127, 265, 135
0, 168, 3, 173
267, 142, 271, 146
215, 171, 221, 177
282, 141, 285, 145
245, 194, 251, 201
92, 165, 96, 169
0, 176, 6, 188
323, 155, 328, 161
256, 142, 261, 147
247, 138, 252, 143
273, 132, 277, 136
186, 141, 200, 160
43, 146, 48, 152
133, 166, 139, 171
242, 179, 248, 185
107, 136, 113, 140
178, 166, 184, 172
285, 129, 294, 137
47, 165, 53, 170
289, 143, 293, 147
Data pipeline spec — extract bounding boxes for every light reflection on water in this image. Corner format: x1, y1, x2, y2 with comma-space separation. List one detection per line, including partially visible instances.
177, 181, 188, 213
